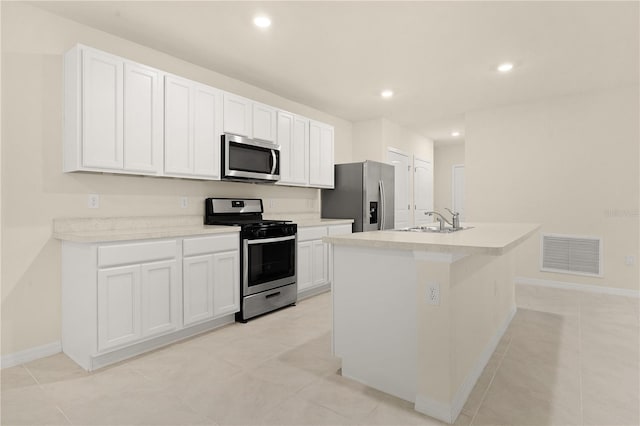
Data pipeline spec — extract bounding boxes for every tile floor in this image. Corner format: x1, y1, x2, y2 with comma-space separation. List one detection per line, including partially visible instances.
1, 285, 639, 426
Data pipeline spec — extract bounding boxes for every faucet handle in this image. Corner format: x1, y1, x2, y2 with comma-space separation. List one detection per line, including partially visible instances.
445, 208, 459, 216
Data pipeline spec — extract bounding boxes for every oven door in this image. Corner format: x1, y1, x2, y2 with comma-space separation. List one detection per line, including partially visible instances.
243, 235, 296, 296
223, 134, 280, 182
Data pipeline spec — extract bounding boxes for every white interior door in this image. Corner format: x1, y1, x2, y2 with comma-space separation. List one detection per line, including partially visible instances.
413, 158, 434, 225
387, 149, 411, 229
452, 164, 465, 221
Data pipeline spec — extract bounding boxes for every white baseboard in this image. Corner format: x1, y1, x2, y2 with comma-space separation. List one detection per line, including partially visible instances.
297, 283, 330, 301
415, 305, 517, 424
1, 341, 62, 369
515, 276, 639, 299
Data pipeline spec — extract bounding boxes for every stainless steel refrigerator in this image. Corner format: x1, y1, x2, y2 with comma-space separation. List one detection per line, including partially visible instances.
321, 160, 395, 232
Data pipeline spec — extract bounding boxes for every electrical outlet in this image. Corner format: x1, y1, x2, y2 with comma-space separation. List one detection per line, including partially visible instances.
427, 282, 440, 305
180, 197, 188, 209
625, 255, 636, 266
88, 194, 99, 209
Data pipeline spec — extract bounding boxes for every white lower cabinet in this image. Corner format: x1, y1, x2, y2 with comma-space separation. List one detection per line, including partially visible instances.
97, 264, 142, 351
297, 223, 351, 295
98, 259, 180, 352
62, 231, 239, 371
183, 234, 240, 326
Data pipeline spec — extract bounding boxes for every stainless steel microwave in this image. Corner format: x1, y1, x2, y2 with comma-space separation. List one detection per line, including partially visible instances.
221, 133, 280, 183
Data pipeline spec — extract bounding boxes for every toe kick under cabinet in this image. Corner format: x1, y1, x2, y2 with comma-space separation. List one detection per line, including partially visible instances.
61, 233, 239, 371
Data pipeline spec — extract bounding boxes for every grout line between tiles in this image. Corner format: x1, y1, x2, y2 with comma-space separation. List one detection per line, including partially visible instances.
469, 338, 511, 426
56, 405, 74, 425
22, 364, 43, 389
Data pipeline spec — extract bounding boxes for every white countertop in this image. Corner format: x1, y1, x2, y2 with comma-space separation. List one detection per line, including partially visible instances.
323, 223, 540, 255
292, 218, 354, 227
53, 215, 352, 243
53, 216, 239, 243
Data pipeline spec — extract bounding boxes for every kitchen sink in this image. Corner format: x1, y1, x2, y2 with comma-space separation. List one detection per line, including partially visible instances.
395, 225, 473, 233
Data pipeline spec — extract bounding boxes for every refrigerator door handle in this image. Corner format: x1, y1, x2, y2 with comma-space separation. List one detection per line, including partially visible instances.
379, 180, 385, 230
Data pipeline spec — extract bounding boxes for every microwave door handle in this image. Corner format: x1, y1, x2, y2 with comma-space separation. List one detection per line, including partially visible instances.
270, 150, 277, 175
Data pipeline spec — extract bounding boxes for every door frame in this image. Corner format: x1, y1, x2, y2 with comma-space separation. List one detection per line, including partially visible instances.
387, 147, 413, 227
452, 164, 465, 219
413, 156, 434, 225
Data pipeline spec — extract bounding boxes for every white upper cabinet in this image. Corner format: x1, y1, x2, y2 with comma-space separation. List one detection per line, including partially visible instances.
123, 63, 163, 173
64, 45, 163, 174
223, 92, 252, 137
63, 44, 336, 185
164, 75, 222, 179
277, 111, 309, 186
252, 102, 277, 142
309, 120, 335, 188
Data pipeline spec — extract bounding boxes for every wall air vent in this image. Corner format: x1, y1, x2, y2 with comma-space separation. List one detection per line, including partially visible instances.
541, 234, 603, 277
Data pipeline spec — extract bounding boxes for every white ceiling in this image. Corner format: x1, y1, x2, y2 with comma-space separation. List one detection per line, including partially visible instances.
31, 1, 639, 142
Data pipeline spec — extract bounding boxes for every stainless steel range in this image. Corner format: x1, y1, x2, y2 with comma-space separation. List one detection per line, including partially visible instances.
205, 198, 297, 322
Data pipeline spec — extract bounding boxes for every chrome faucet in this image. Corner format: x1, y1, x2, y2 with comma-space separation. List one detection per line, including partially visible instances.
425, 209, 461, 230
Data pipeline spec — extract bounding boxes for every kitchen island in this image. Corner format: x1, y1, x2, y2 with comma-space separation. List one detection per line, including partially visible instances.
323, 223, 539, 424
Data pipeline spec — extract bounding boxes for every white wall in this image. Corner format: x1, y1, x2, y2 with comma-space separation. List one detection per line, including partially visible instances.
0, 3, 353, 356
466, 87, 639, 291
352, 117, 434, 225
434, 141, 465, 214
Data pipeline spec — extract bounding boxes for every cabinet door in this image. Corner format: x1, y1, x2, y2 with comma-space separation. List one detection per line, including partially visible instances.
309, 121, 335, 188
276, 111, 294, 184
164, 75, 193, 175
123, 62, 163, 173
183, 254, 214, 326
297, 241, 314, 292
212, 250, 240, 317
223, 93, 252, 137
97, 265, 141, 351
253, 102, 276, 142
292, 116, 310, 185
82, 49, 123, 169
312, 240, 328, 286
193, 84, 222, 178
141, 260, 180, 337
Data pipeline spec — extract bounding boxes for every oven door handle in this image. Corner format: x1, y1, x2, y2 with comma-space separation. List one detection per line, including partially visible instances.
245, 235, 296, 245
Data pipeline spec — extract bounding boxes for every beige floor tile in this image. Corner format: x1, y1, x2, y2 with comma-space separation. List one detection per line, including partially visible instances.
1, 385, 71, 425
180, 371, 295, 425
276, 343, 342, 378
212, 334, 292, 368
362, 395, 445, 426
127, 342, 243, 386
461, 353, 502, 416
246, 356, 324, 393
22, 352, 89, 385
0, 365, 38, 391
453, 412, 472, 426
263, 395, 356, 425
40, 363, 155, 408
60, 386, 211, 426
295, 374, 382, 421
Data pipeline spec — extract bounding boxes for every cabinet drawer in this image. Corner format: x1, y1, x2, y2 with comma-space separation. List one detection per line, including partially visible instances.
98, 240, 177, 268
183, 233, 238, 257
298, 226, 328, 242
328, 224, 352, 236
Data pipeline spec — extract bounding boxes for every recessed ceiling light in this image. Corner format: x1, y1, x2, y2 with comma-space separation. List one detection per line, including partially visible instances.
497, 62, 514, 73
451, 131, 461, 137
381, 90, 394, 99
253, 16, 271, 28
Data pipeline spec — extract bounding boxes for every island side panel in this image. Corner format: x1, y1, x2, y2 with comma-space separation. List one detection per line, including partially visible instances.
332, 244, 418, 403
414, 251, 517, 423
450, 252, 516, 395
